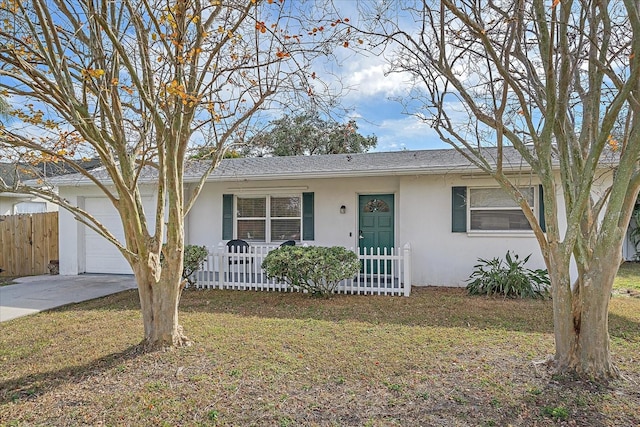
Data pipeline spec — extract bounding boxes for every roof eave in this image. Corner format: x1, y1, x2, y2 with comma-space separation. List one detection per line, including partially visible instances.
193, 164, 532, 183
53, 161, 583, 187
0, 192, 36, 199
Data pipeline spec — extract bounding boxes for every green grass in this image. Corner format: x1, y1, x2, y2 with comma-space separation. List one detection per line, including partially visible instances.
1, 283, 638, 426
614, 262, 640, 293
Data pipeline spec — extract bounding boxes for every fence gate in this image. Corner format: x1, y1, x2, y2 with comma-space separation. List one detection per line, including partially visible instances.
0, 212, 59, 276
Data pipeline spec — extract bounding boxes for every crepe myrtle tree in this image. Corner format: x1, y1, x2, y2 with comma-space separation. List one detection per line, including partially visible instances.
0, 0, 344, 349
346, 0, 640, 379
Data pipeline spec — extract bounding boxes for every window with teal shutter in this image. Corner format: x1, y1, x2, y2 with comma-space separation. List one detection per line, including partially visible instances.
469, 187, 534, 231
223, 193, 313, 242
453, 185, 544, 232
452, 186, 467, 232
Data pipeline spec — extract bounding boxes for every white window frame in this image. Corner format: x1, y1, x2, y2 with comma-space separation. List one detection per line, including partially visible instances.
467, 186, 536, 233
235, 194, 302, 243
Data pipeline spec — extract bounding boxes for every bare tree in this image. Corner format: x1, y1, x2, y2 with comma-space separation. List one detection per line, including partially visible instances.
348, 0, 640, 379
0, 0, 340, 348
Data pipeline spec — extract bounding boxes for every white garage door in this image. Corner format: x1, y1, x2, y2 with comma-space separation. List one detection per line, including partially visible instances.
84, 198, 132, 274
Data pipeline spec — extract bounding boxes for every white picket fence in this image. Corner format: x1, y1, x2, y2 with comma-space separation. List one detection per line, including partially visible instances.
192, 243, 412, 296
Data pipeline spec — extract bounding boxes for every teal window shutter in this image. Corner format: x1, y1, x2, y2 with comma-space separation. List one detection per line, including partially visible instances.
302, 192, 314, 240
222, 194, 233, 240
452, 187, 467, 232
538, 185, 546, 232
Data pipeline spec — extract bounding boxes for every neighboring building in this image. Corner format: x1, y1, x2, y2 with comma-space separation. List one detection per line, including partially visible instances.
0, 163, 53, 215
0, 160, 101, 215
51, 147, 626, 286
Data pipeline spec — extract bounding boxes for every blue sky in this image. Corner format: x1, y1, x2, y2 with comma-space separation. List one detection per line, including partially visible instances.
1, 1, 450, 155
332, 54, 451, 153
320, 2, 451, 153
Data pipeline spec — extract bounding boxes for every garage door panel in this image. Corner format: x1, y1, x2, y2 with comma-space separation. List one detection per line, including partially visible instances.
84, 198, 131, 274
83, 197, 156, 274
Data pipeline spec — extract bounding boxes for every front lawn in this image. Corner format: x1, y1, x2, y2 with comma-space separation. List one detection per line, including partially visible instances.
614, 261, 640, 295
1, 284, 639, 426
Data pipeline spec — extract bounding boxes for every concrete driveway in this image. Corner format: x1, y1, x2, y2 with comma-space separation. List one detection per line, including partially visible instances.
0, 274, 137, 322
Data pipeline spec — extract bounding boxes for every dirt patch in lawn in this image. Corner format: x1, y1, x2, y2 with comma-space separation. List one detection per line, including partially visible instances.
0, 287, 638, 426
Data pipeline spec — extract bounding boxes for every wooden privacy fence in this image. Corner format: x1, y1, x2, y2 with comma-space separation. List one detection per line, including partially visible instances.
0, 212, 58, 276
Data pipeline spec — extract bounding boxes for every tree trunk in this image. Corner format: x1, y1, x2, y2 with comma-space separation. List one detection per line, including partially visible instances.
572, 269, 617, 378
551, 246, 620, 379
136, 265, 190, 349
548, 248, 577, 368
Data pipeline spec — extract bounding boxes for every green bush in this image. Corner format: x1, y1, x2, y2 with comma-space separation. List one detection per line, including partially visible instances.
182, 245, 208, 287
161, 245, 208, 287
466, 251, 550, 299
261, 246, 359, 297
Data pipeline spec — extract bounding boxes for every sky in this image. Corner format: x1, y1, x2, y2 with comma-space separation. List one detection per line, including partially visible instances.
0, 0, 451, 156
314, 2, 451, 153
335, 55, 449, 152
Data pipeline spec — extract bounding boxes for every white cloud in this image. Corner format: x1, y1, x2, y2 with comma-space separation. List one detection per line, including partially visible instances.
342, 61, 411, 99
357, 114, 448, 152
315, 43, 415, 106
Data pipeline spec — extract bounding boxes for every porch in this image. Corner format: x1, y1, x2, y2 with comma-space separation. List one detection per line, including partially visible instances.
192, 244, 412, 296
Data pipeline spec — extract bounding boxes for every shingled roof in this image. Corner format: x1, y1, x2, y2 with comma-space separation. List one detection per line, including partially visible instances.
201, 147, 510, 180
49, 147, 537, 186
0, 163, 40, 187
1, 159, 102, 188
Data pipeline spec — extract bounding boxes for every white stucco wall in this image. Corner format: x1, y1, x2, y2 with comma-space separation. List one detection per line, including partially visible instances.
0, 194, 57, 215
186, 174, 555, 286
57, 168, 623, 286
623, 212, 639, 261
0, 197, 14, 215
58, 192, 82, 275
397, 174, 553, 286
186, 176, 401, 252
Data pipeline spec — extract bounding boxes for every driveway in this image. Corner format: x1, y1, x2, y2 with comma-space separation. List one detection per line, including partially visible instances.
0, 274, 137, 322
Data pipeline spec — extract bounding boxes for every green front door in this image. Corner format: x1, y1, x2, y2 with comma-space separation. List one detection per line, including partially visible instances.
359, 194, 394, 274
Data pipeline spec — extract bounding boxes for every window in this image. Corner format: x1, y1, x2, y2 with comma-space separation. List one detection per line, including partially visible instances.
468, 187, 534, 231
363, 198, 390, 213
270, 196, 301, 241
237, 197, 267, 241
236, 195, 301, 242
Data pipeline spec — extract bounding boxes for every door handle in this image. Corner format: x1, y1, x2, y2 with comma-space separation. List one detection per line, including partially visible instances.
359, 230, 364, 239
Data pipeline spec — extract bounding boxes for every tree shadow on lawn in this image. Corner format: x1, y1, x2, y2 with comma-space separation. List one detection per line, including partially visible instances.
609, 312, 640, 342
0, 344, 144, 406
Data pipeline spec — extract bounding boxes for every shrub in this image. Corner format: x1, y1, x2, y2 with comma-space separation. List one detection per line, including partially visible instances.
161, 245, 208, 287
182, 245, 209, 287
261, 246, 359, 297
466, 251, 550, 299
